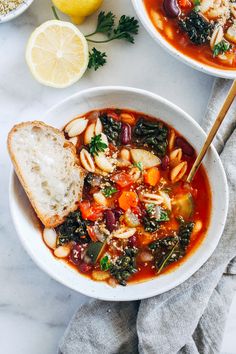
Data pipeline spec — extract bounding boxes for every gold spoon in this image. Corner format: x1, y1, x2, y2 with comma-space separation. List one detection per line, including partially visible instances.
187, 80, 236, 183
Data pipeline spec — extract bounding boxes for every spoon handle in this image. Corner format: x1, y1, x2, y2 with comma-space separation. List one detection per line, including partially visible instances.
187, 80, 236, 183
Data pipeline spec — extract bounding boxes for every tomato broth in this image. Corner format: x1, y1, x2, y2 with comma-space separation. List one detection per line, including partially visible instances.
42, 108, 211, 287
144, 0, 236, 70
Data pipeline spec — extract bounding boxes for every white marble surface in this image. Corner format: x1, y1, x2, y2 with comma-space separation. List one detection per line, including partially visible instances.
0, 0, 235, 353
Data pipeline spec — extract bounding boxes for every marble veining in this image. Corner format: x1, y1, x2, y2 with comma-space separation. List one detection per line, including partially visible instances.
0, 0, 235, 353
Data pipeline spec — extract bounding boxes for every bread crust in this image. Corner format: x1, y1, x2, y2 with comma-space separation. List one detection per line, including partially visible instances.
8, 121, 85, 228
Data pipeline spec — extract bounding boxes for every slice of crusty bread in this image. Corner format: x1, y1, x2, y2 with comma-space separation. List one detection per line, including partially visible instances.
8, 121, 85, 228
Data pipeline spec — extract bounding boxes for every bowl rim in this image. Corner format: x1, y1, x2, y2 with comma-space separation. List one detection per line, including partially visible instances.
0, 0, 34, 23
9, 86, 229, 301
131, 0, 236, 79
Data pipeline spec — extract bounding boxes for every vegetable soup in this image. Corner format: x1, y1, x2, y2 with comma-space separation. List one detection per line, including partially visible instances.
144, 0, 236, 70
42, 109, 211, 286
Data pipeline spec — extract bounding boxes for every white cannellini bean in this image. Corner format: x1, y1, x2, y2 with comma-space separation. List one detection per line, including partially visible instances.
93, 192, 108, 206
112, 227, 136, 239
54, 245, 71, 258
65, 118, 88, 138
80, 149, 95, 172
84, 123, 96, 145
95, 152, 114, 172
43, 228, 57, 249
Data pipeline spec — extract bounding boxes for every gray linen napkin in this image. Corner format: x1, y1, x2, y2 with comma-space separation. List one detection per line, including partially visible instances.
59, 79, 236, 354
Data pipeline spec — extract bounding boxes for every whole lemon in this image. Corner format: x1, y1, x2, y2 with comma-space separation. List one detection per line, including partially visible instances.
52, 0, 103, 24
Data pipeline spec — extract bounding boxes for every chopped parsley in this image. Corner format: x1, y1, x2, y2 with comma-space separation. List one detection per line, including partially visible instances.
213, 40, 231, 57
89, 134, 108, 156
100, 255, 111, 271
133, 161, 143, 171
102, 186, 118, 197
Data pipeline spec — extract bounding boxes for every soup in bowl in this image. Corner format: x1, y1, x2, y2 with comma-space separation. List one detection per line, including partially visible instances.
132, 0, 236, 78
9, 87, 228, 300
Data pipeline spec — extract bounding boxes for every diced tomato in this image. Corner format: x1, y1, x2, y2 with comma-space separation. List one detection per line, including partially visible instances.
111, 171, 133, 188
178, 0, 192, 8
79, 200, 105, 221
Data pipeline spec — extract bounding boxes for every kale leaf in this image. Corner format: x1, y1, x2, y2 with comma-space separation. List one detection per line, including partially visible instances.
179, 11, 213, 45
100, 113, 122, 145
143, 216, 160, 233
133, 118, 168, 157
56, 211, 90, 245
149, 218, 195, 272
109, 248, 137, 286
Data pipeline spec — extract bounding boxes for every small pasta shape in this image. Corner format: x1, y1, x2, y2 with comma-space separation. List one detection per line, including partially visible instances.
170, 161, 187, 183
170, 148, 182, 167
169, 129, 175, 151
140, 192, 163, 205
95, 152, 114, 172
80, 149, 95, 172
65, 117, 88, 138
112, 227, 136, 239
84, 123, 96, 145
69, 136, 78, 146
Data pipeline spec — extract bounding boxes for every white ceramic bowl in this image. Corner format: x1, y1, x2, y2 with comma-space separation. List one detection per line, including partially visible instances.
132, 0, 236, 79
0, 0, 34, 23
9, 86, 228, 301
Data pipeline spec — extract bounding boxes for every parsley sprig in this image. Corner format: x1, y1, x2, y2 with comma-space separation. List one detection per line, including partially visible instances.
86, 12, 139, 44
86, 11, 116, 37
88, 48, 107, 71
89, 134, 108, 156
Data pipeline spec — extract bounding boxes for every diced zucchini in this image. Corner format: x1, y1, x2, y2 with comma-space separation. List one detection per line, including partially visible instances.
172, 193, 194, 219
86, 241, 106, 264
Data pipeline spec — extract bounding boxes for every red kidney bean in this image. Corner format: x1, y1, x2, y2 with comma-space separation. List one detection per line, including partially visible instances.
69, 244, 84, 265
104, 210, 117, 232
175, 137, 194, 156
161, 155, 169, 170
163, 0, 180, 18
79, 262, 92, 273
129, 235, 138, 248
113, 208, 124, 220
121, 123, 131, 145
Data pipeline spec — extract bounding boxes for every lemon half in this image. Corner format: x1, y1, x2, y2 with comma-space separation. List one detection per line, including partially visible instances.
26, 20, 89, 88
